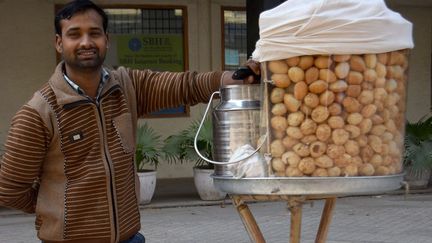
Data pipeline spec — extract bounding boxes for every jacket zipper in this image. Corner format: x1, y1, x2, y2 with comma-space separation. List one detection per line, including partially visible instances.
97, 85, 121, 243
96, 104, 118, 243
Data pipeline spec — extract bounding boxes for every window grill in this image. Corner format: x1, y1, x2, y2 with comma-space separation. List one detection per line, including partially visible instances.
223, 9, 247, 71
105, 8, 184, 34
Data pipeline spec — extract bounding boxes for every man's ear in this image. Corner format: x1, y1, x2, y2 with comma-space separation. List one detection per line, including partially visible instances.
55, 34, 63, 53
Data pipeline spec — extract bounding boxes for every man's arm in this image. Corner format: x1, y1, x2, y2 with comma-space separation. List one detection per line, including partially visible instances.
0, 105, 49, 213
127, 69, 223, 117
124, 60, 260, 117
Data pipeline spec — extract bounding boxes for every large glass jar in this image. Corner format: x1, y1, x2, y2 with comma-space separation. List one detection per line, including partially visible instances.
261, 51, 409, 177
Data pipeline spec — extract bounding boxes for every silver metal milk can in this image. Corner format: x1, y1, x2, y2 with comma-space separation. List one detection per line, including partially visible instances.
194, 84, 263, 176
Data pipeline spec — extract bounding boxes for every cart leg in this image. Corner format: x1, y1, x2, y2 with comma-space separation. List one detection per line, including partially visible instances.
231, 195, 266, 243
315, 197, 337, 243
287, 197, 305, 243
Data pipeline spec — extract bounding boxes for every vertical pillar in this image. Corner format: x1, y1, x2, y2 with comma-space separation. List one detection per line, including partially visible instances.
197, 0, 212, 71
246, 0, 285, 58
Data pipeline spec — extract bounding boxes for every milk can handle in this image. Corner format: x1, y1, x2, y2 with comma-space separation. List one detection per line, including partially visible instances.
194, 91, 267, 165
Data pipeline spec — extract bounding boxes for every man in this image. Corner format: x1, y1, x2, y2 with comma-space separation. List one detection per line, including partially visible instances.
0, 0, 259, 242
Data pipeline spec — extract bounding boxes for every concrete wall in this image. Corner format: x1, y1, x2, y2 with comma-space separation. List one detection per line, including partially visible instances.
0, 0, 56, 144
395, 6, 432, 122
0, 0, 430, 178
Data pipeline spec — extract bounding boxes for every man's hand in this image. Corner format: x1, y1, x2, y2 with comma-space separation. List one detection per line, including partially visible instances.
243, 59, 261, 83
221, 59, 261, 86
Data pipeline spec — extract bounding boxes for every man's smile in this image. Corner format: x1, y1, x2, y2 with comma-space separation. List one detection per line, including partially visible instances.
77, 49, 97, 58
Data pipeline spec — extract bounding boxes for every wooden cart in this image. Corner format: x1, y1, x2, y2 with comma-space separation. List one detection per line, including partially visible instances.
231, 194, 336, 243
213, 175, 404, 243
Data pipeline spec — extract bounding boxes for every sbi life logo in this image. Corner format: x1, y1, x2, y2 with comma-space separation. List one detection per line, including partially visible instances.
128, 37, 172, 52
128, 38, 142, 52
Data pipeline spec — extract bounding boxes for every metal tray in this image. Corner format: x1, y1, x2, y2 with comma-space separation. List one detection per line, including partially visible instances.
212, 174, 404, 196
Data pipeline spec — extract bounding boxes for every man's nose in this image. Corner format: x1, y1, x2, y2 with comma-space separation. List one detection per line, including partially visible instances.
79, 34, 93, 48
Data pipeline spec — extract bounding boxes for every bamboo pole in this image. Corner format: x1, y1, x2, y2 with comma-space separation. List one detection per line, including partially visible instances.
287, 196, 306, 243
315, 197, 337, 243
232, 195, 266, 243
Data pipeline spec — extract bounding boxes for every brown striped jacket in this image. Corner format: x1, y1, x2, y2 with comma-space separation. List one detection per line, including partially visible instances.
0, 62, 222, 243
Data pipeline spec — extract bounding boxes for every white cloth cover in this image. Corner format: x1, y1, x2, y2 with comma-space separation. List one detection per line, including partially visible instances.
227, 144, 268, 178
252, 0, 414, 62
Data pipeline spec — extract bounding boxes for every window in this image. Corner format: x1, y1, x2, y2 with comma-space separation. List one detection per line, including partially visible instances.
104, 7, 187, 72
103, 6, 189, 117
221, 7, 247, 71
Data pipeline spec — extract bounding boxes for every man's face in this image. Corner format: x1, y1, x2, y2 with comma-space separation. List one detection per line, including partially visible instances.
55, 9, 108, 72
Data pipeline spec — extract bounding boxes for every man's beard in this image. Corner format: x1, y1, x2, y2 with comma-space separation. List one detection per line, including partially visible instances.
63, 51, 106, 71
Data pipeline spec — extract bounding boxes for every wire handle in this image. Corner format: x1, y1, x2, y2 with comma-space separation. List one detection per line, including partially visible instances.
194, 91, 267, 165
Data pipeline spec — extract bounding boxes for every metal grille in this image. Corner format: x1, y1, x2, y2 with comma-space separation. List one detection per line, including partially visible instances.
223, 9, 247, 71
105, 8, 183, 34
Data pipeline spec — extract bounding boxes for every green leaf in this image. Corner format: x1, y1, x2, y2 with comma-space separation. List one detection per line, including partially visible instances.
135, 122, 162, 171
404, 114, 432, 170
161, 116, 214, 169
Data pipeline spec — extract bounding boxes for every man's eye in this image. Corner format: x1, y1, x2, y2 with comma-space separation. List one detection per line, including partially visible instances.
90, 32, 102, 37
67, 32, 80, 38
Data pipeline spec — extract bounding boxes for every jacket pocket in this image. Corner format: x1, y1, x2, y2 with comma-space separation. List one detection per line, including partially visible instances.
112, 113, 134, 154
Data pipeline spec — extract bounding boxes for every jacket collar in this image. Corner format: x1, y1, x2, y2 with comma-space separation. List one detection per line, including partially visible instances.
48, 62, 120, 106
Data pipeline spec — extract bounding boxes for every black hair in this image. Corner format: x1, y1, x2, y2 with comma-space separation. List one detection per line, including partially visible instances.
55, 0, 108, 35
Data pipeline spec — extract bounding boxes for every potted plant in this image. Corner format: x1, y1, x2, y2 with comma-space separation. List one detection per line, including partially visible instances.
403, 114, 432, 188
163, 117, 227, 200
135, 122, 163, 204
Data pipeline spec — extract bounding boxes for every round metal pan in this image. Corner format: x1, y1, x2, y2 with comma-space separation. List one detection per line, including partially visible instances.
212, 174, 404, 196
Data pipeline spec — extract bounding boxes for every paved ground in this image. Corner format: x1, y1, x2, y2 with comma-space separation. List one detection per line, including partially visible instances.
0, 179, 431, 243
